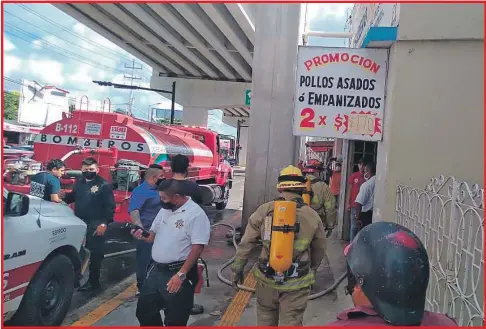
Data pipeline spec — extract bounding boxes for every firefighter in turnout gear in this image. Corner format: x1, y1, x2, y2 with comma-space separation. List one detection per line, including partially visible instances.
232, 165, 327, 326
302, 161, 336, 237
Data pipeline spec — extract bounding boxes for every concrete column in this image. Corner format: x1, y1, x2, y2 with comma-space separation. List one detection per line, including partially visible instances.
182, 107, 208, 127
242, 4, 302, 228
238, 125, 249, 167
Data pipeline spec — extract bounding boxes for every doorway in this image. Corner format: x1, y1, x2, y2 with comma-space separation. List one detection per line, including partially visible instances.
341, 140, 378, 241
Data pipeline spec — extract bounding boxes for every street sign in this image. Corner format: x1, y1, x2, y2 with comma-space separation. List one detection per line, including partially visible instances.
245, 89, 251, 106
293, 47, 388, 141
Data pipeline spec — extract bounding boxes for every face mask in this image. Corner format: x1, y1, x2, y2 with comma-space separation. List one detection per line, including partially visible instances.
82, 171, 97, 180
160, 201, 175, 210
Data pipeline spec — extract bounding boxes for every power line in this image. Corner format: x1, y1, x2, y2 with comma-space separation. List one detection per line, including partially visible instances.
16, 4, 137, 64
5, 23, 127, 74
124, 59, 143, 115
4, 9, 134, 66
4, 29, 126, 75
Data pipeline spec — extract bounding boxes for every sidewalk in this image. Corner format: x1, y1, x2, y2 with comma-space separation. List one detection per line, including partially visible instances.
232, 166, 246, 174
71, 213, 352, 326
228, 233, 352, 326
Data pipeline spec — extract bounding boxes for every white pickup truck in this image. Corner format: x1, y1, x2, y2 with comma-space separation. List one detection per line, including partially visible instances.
3, 188, 89, 326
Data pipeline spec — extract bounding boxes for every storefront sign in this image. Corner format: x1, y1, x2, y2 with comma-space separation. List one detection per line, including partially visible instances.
293, 47, 388, 141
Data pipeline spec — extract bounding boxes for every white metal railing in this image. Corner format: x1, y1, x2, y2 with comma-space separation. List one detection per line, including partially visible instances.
396, 175, 484, 326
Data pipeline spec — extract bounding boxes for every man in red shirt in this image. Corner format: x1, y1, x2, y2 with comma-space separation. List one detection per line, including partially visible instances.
346, 158, 365, 241
326, 222, 457, 326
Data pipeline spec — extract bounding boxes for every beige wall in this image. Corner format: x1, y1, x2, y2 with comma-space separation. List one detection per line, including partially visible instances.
374, 39, 484, 222
398, 4, 484, 41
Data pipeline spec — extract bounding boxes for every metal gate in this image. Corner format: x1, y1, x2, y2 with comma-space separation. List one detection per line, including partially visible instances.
395, 175, 484, 326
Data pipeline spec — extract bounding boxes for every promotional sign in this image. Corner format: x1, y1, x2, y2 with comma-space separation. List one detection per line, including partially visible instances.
293, 46, 388, 141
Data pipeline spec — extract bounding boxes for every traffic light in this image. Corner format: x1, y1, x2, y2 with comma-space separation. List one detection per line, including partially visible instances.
92, 80, 113, 86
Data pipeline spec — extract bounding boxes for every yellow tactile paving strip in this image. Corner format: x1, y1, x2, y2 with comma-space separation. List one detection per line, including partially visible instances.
70, 282, 137, 326
218, 272, 257, 326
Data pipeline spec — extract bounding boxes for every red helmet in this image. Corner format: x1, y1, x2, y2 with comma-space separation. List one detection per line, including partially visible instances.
302, 167, 319, 174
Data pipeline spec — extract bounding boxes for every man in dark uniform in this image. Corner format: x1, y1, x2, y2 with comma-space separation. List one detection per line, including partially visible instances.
170, 154, 203, 204
327, 222, 457, 326
63, 157, 115, 293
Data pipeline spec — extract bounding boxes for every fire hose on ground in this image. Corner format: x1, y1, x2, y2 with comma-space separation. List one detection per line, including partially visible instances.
212, 222, 348, 300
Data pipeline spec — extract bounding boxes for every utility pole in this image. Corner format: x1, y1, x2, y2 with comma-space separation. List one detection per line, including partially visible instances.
124, 59, 142, 115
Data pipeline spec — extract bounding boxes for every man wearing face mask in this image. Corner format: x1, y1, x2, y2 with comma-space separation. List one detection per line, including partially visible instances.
63, 157, 116, 293
354, 162, 376, 231
132, 179, 210, 326
129, 165, 164, 296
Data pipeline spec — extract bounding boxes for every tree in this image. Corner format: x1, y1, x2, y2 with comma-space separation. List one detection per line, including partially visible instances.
3, 91, 20, 120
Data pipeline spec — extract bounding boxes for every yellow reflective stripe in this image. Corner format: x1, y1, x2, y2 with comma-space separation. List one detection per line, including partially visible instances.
252, 266, 315, 291
294, 238, 310, 252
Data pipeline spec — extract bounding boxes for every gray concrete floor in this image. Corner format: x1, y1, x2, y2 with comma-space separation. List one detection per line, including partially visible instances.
64, 173, 353, 326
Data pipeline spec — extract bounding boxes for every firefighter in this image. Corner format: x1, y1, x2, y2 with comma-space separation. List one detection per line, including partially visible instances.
327, 222, 457, 326
232, 165, 327, 326
302, 161, 336, 237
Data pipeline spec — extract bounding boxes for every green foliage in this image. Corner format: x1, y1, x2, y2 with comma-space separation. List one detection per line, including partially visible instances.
3, 91, 20, 120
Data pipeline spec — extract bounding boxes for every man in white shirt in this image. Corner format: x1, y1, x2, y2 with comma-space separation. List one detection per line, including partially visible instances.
354, 162, 376, 234
131, 179, 211, 326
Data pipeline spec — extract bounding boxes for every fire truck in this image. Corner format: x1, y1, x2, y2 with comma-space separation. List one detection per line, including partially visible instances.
4, 109, 234, 222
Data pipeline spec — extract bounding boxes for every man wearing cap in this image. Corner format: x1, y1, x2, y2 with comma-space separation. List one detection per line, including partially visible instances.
232, 165, 327, 326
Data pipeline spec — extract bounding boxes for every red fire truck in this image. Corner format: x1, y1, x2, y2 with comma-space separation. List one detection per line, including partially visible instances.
4, 109, 234, 222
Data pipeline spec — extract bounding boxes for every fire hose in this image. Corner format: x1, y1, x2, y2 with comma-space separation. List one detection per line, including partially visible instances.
212, 222, 348, 300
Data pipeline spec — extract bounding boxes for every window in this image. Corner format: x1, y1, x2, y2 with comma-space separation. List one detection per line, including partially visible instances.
50, 91, 67, 97
351, 141, 377, 172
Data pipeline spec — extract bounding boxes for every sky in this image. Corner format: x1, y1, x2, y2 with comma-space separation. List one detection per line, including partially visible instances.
3, 3, 353, 136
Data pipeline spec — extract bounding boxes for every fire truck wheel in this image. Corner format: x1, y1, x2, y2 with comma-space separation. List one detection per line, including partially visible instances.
216, 183, 230, 210
10, 254, 75, 326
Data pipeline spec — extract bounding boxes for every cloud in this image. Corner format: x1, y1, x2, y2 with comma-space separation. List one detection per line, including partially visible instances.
305, 3, 354, 47
5, 38, 16, 52
32, 39, 43, 49
72, 23, 86, 35
27, 58, 64, 85
4, 55, 22, 75
68, 64, 93, 85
